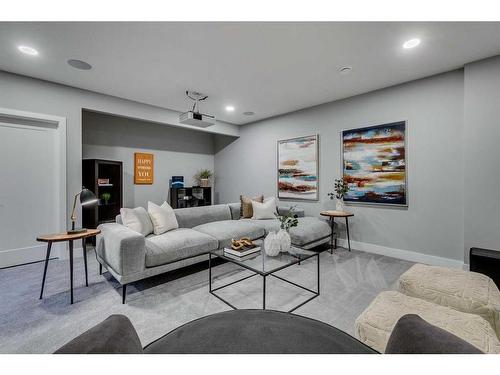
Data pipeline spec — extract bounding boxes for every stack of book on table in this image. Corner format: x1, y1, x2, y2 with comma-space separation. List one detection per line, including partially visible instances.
223, 244, 261, 261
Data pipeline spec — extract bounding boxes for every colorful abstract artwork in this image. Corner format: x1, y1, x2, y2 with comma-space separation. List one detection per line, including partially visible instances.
342, 121, 407, 206
277, 134, 319, 201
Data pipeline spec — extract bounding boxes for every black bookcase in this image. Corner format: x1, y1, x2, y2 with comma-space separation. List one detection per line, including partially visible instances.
82, 159, 123, 232
170, 187, 211, 209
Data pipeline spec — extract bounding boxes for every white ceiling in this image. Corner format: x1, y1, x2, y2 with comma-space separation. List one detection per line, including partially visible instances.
1, 22, 500, 125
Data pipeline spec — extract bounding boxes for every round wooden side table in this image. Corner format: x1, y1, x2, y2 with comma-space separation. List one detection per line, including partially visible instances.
36, 229, 100, 304
320, 210, 354, 253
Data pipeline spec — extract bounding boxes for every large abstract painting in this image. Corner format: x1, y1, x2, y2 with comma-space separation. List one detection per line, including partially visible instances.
342, 121, 407, 206
277, 134, 319, 201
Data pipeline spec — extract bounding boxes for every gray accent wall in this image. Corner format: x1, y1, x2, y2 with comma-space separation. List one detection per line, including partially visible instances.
82, 111, 215, 208
463, 56, 500, 262
215, 70, 466, 262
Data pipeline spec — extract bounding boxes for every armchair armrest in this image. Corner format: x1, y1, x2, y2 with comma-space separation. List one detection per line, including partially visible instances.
96, 223, 146, 277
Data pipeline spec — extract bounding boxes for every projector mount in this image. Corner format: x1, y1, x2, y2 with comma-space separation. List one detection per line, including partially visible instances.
186, 91, 208, 114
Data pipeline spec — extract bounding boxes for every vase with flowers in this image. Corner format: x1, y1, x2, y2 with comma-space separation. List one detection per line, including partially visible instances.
328, 178, 349, 212
274, 206, 299, 253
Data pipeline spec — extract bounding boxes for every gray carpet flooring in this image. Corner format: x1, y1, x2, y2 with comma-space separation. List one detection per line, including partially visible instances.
0, 246, 414, 353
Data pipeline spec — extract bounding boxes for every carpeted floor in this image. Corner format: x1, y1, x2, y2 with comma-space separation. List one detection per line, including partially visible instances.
0, 246, 413, 353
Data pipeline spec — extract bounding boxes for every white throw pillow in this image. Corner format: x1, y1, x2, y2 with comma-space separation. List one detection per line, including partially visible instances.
252, 197, 277, 219
120, 207, 153, 236
148, 201, 179, 235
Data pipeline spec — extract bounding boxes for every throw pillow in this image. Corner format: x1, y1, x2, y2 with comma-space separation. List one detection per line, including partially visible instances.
148, 201, 179, 235
120, 207, 153, 236
251, 197, 277, 220
240, 195, 264, 218
385, 314, 483, 354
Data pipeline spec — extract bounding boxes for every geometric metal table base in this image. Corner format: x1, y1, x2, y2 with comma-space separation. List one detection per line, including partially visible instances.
209, 251, 320, 313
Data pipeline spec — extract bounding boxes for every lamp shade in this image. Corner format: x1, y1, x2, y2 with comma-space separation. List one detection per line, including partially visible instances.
80, 188, 98, 206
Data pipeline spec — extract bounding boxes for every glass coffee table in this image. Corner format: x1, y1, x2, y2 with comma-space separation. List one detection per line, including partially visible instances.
209, 244, 320, 312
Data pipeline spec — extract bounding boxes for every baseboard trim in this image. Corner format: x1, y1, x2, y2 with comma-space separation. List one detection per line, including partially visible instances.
0, 243, 85, 268
336, 238, 464, 269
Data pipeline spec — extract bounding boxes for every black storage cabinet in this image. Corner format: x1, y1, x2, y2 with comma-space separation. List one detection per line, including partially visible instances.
169, 187, 211, 209
82, 159, 123, 237
469, 247, 500, 288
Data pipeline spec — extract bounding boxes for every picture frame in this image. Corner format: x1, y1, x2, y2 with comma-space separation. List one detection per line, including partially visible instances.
341, 121, 408, 207
277, 134, 319, 201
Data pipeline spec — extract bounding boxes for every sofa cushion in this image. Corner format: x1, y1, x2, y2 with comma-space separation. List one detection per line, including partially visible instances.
251, 197, 277, 219
54, 315, 143, 354
398, 263, 500, 336
240, 195, 264, 218
145, 228, 218, 267
174, 204, 231, 228
241, 218, 281, 233
385, 314, 483, 354
193, 220, 265, 249
120, 207, 153, 236
355, 291, 500, 354
288, 217, 331, 247
228, 203, 242, 220
148, 201, 178, 235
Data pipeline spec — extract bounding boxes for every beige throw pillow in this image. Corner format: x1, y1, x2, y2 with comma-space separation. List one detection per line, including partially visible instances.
148, 201, 179, 235
120, 207, 153, 236
240, 195, 264, 218
251, 197, 277, 219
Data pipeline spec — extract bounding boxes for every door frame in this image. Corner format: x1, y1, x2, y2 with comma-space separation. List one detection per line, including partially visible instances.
0, 107, 67, 267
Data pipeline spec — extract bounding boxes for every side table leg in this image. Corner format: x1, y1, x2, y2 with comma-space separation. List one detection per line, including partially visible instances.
330, 217, 336, 254
208, 252, 212, 292
262, 275, 266, 310
39, 241, 52, 299
82, 237, 88, 287
345, 217, 351, 252
69, 240, 74, 304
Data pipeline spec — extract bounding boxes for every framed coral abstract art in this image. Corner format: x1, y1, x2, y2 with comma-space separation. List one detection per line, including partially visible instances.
277, 134, 319, 201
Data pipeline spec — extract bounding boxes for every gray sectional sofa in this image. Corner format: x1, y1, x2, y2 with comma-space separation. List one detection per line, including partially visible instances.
96, 203, 336, 303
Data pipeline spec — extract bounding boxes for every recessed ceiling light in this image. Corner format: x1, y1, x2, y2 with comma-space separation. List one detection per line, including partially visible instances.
18, 45, 38, 56
243, 111, 255, 116
225, 105, 235, 112
67, 59, 92, 70
403, 38, 421, 49
339, 66, 352, 75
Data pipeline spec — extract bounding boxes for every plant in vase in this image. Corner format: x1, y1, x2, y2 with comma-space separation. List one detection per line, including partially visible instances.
194, 169, 213, 187
328, 178, 349, 211
100, 192, 111, 205
274, 206, 299, 253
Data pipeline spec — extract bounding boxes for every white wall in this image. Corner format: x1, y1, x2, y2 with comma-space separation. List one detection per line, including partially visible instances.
0, 71, 238, 232
82, 111, 215, 208
464, 56, 500, 261
215, 70, 465, 266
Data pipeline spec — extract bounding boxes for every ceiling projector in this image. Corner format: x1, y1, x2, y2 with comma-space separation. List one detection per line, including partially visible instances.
179, 91, 216, 128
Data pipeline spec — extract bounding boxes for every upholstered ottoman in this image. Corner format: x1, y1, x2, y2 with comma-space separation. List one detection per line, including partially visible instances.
355, 291, 500, 354
398, 263, 500, 336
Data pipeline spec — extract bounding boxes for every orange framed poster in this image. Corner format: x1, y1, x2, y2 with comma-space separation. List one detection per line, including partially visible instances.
134, 152, 154, 184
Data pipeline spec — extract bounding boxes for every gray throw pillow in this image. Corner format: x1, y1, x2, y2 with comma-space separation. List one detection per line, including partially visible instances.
54, 315, 143, 354
385, 314, 483, 354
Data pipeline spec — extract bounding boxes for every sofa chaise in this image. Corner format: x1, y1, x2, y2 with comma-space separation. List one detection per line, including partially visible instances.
96, 203, 336, 303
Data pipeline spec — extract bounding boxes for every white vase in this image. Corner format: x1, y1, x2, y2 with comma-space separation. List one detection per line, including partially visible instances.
276, 229, 291, 253
264, 231, 281, 256
335, 199, 344, 212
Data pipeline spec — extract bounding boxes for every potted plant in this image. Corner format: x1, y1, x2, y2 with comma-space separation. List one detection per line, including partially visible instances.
194, 169, 213, 187
328, 178, 349, 211
273, 206, 299, 253
100, 192, 111, 205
